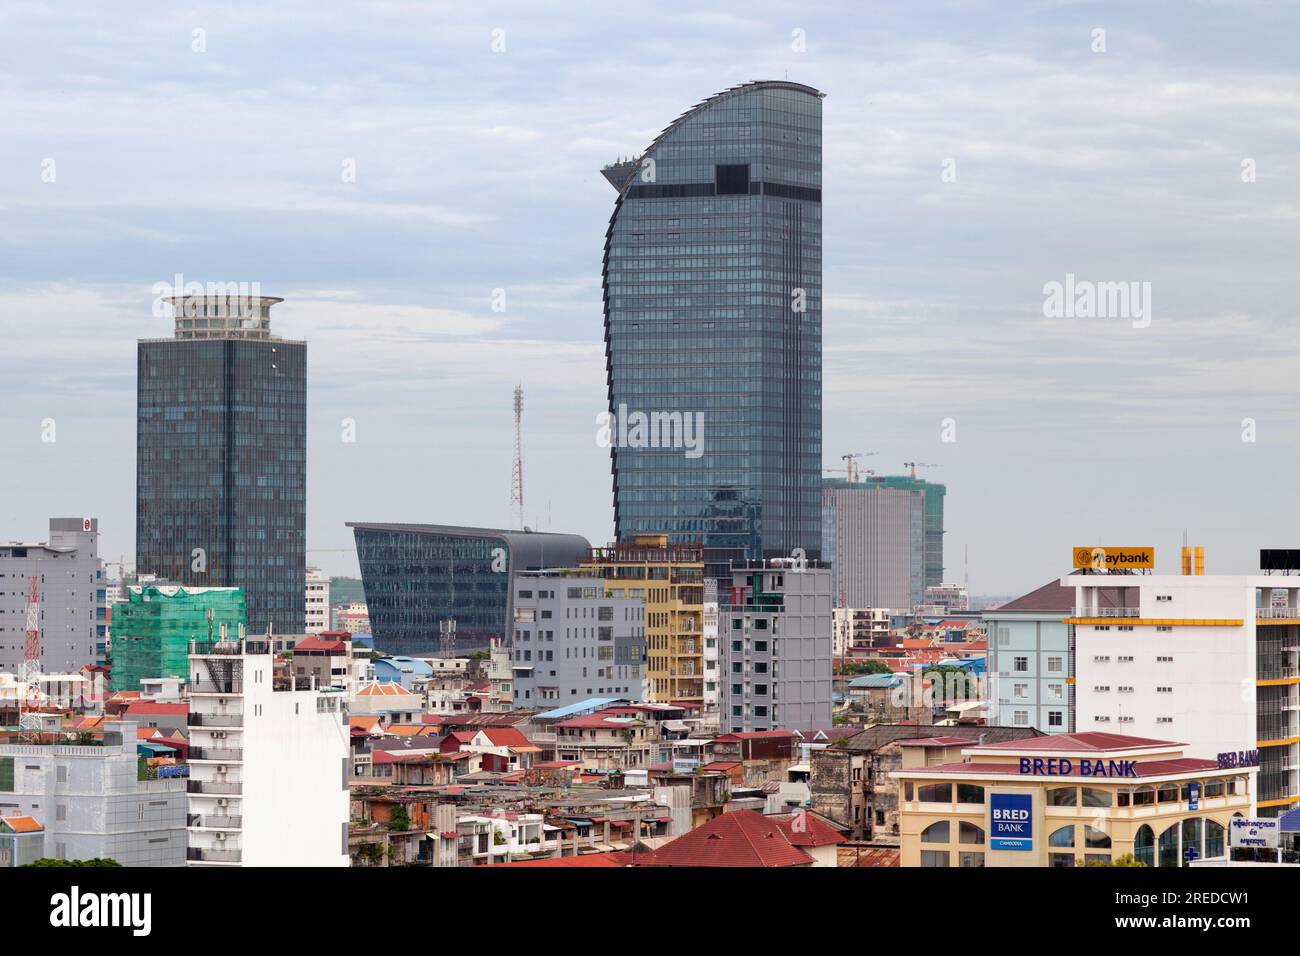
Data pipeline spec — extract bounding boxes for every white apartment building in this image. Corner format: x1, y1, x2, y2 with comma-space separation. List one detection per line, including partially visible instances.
0, 720, 186, 865
832, 606, 892, 655
1065, 571, 1300, 817
305, 567, 330, 634
186, 631, 350, 866
702, 579, 720, 729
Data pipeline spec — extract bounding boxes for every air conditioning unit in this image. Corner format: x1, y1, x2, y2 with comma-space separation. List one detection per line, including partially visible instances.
216, 831, 226, 842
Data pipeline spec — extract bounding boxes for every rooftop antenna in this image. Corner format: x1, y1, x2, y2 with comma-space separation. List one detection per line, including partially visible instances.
512, 385, 525, 530
18, 571, 43, 742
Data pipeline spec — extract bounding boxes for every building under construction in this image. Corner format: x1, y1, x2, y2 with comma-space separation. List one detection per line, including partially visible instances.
109, 585, 247, 692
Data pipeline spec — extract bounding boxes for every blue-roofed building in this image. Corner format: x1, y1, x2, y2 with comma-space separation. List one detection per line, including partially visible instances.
533, 697, 630, 724
373, 656, 434, 689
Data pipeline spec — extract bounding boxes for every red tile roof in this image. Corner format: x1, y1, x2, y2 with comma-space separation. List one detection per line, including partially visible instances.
713, 730, 793, 742
772, 814, 845, 848
971, 732, 1182, 753
478, 726, 533, 749
293, 635, 349, 653
633, 810, 813, 868
1, 815, 43, 833
896, 736, 978, 748
123, 701, 188, 717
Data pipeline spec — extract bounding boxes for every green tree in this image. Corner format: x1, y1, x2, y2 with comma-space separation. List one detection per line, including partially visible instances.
1087, 853, 1146, 867
23, 857, 123, 867
388, 805, 411, 832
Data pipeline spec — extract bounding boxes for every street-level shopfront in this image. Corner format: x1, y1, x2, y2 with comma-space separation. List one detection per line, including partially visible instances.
892, 732, 1255, 867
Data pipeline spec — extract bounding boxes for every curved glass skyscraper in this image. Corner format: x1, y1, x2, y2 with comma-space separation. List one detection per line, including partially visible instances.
601, 81, 824, 580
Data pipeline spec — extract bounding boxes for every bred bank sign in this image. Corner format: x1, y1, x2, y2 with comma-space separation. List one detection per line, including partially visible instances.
990, 793, 1033, 851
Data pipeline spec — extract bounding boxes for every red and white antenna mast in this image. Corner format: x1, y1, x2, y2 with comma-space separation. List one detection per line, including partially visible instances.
19, 574, 42, 739
511, 384, 525, 530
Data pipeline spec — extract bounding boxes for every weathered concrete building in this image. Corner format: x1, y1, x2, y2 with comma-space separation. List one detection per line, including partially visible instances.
810, 724, 1044, 841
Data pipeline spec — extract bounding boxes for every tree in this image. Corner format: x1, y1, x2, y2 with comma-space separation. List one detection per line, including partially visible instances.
1087, 853, 1146, 867
388, 805, 411, 832
23, 857, 122, 867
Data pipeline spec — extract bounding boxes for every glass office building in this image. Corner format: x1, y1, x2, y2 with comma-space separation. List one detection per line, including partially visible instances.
136, 295, 305, 636
601, 81, 824, 583
348, 523, 592, 656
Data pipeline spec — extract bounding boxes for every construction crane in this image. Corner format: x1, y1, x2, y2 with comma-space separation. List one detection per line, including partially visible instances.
825, 451, 877, 483
903, 461, 937, 480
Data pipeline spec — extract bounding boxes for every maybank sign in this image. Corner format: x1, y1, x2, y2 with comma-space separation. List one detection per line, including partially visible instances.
1019, 757, 1138, 778
1073, 547, 1155, 570
990, 793, 1033, 851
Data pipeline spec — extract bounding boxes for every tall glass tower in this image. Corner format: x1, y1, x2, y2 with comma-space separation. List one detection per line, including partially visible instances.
601, 81, 824, 581
136, 294, 306, 636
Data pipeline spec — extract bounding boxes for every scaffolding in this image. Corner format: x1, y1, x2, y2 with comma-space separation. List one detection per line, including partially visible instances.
109, 586, 247, 692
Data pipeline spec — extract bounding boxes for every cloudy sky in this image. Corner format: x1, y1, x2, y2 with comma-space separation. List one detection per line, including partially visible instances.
2, 0, 1299, 596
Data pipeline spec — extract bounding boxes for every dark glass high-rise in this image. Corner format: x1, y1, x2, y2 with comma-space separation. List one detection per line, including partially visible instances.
136, 293, 305, 636
601, 81, 824, 582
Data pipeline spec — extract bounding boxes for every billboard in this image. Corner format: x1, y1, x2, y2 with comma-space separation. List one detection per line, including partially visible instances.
1229, 818, 1279, 849
1072, 547, 1155, 570
990, 792, 1033, 851
1260, 549, 1300, 572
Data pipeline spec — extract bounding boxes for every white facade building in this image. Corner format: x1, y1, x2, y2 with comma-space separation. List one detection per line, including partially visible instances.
702, 579, 719, 729
305, 567, 330, 635
0, 720, 186, 865
186, 632, 349, 866
1065, 572, 1300, 816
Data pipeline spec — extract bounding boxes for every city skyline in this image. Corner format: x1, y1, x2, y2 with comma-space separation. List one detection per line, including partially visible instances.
4, 2, 1300, 596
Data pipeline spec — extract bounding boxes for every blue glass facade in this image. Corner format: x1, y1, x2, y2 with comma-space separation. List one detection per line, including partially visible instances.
137, 315, 306, 636
348, 523, 591, 656
602, 82, 824, 581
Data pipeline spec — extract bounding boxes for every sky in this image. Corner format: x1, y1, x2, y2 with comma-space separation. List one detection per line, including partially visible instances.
2, 0, 1299, 597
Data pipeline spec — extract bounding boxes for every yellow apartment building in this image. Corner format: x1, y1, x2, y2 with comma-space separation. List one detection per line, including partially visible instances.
581, 536, 704, 705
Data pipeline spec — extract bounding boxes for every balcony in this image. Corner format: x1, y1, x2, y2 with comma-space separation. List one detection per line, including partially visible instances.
188, 712, 243, 727
189, 680, 243, 695
1257, 607, 1300, 620
1079, 607, 1140, 619
189, 746, 243, 762
189, 813, 242, 829
188, 780, 242, 795
187, 847, 242, 864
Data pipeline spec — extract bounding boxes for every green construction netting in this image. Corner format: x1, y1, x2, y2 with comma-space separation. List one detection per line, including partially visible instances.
109, 586, 247, 692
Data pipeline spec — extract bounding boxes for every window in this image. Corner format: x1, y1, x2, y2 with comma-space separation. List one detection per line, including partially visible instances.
1134, 825, 1155, 866
1047, 787, 1077, 807
1013, 710, 1029, 726
1048, 711, 1063, 727
1013, 683, 1028, 697
1047, 656, 1063, 672
1013, 657, 1028, 672
1081, 788, 1111, 808
920, 821, 950, 844
958, 822, 984, 844
1049, 825, 1075, 848
1157, 784, 1179, 804
920, 850, 950, 867
1083, 826, 1111, 849
956, 784, 985, 805
1049, 853, 1076, 867
917, 783, 952, 804
958, 851, 984, 867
